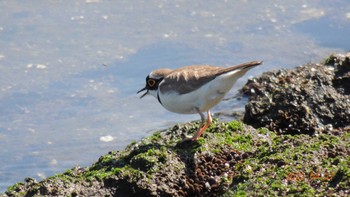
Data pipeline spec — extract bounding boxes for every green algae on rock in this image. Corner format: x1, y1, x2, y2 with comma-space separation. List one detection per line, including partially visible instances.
3, 53, 350, 197
4, 120, 349, 196
4, 120, 263, 196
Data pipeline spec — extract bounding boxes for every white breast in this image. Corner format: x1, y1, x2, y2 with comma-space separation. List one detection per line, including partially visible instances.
158, 70, 242, 114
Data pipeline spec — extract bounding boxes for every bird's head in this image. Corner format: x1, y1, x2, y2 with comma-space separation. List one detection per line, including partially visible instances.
137, 68, 172, 98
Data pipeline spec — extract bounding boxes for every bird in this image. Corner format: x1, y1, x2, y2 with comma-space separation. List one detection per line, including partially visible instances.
137, 61, 263, 141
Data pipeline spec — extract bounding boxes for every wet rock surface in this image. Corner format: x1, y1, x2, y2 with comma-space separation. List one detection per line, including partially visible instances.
3, 53, 350, 197
242, 53, 350, 135
3, 121, 257, 197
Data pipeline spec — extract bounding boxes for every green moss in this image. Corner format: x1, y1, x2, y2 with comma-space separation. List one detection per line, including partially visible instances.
257, 127, 269, 135
235, 191, 247, 197
124, 141, 137, 151
227, 120, 244, 131
111, 167, 123, 175
4, 118, 349, 196
130, 152, 158, 172
63, 169, 74, 176
5, 182, 25, 194
84, 169, 110, 181
270, 179, 285, 191
99, 152, 116, 164
217, 130, 253, 152
196, 137, 206, 145
47, 169, 81, 183
225, 128, 350, 196
148, 131, 162, 142
118, 166, 144, 180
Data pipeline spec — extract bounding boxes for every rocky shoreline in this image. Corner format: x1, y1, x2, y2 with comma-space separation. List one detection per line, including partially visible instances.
3, 53, 350, 196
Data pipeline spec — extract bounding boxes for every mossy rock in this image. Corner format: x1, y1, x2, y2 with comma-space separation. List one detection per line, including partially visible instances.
4, 53, 350, 197
4, 119, 349, 196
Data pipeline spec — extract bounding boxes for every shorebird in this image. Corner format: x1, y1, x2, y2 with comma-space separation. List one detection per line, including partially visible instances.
137, 61, 262, 141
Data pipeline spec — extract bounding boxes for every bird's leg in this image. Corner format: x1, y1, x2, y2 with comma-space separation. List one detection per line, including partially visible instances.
191, 110, 212, 141
183, 109, 212, 141
183, 108, 205, 141
183, 108, 211, 141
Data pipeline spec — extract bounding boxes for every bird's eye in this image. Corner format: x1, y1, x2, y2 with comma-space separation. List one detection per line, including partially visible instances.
147, 79, 156, 87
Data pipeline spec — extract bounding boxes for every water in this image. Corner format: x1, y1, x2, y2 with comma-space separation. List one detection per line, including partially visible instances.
0, 0, 349, 192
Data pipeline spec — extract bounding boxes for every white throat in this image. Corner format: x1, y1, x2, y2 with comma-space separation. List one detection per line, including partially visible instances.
148, 89, 158, 98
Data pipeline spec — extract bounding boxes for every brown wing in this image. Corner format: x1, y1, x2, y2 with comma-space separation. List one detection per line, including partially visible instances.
159, 61, 262, 95
218, 61, 263, 75
159, 65, 224, 95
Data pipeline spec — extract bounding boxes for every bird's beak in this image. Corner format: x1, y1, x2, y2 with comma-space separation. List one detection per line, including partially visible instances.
137, 87, 148, 98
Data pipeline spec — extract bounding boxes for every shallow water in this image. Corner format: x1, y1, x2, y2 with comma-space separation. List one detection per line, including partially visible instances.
0, 0, 349, 192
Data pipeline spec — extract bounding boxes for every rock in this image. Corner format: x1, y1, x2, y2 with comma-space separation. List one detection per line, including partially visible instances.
3, 53, 350, 197
242, 53, 350, 135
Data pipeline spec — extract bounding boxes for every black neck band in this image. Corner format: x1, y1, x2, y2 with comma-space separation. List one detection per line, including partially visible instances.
157, 91, 162, 105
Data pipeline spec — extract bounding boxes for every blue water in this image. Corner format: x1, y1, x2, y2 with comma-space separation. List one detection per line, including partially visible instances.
0, 0, 349, 192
